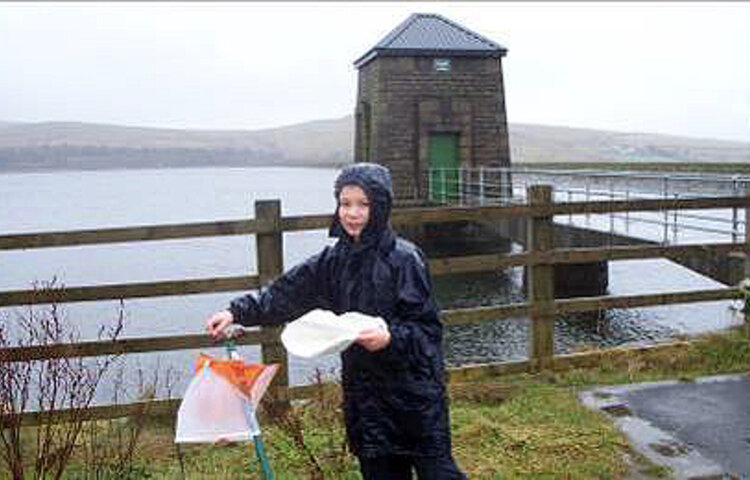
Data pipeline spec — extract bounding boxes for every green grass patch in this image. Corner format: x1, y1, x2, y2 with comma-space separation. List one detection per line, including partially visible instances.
451, 384, 629, 479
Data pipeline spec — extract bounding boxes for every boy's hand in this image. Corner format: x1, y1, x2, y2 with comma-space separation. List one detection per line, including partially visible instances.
356, 327, 391, 352
206, 310, 234, 340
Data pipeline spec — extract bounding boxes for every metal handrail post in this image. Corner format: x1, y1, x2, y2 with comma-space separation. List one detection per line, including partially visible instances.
661, 176, 669, 245
673, 193, 680, 243
585, 177, 591, 222
568, 189, 573, 223
479, 166, 486, 206
625, 177, 630, 232
441, 169, 446, 204
459, 167, 464, 205
732, 176, 739, 243
609, 176, 615, 239
428, 168, 433, 201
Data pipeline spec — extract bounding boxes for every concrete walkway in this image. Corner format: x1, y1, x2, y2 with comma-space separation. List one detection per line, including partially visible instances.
581, 374, 749, 479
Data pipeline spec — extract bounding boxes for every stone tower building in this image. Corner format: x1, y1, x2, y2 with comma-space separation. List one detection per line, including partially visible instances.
353, 13, 511, 202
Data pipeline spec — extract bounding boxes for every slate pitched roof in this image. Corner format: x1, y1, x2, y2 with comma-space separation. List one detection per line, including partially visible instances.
354, 13, 507, 68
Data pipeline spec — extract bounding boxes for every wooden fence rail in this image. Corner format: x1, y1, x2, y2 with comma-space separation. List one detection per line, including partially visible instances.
1, 186, 748, 425
1, 196, 743, 252
2, 242, 746, 308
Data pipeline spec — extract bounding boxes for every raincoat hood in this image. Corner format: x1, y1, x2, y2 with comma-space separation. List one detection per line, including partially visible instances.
330, 163, 393, 245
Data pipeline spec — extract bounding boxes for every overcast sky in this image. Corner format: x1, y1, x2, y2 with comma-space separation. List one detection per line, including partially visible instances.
1, 1, 749, 142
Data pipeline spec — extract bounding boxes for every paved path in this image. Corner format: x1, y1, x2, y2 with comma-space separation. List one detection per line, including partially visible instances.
581, 374, 749, 479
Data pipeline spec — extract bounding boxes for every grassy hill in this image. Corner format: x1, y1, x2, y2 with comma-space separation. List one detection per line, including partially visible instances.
509, 123, 750, 165
0, 116, 354, 171
0, 116, 747, 172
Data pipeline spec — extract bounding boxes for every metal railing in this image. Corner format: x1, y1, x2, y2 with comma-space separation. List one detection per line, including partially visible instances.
421, 167, 750, 244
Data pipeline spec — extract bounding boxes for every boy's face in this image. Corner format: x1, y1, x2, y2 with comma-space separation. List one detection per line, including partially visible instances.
338, 185, 371, 242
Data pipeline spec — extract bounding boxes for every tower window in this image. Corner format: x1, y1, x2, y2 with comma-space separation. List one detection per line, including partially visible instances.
433, 58, 451, 72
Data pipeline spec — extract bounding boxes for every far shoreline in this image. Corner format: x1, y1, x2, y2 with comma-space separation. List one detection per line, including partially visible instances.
2, 161, 749, 176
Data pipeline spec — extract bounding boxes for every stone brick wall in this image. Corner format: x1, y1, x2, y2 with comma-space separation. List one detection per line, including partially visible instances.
355, 55, 511, 201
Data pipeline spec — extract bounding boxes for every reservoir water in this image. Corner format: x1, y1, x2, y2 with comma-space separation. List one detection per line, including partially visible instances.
0, 167, 742, 403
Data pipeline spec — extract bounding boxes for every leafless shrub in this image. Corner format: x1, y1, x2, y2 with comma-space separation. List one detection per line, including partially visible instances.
78, 357, 177, 479
0, 280, 125, 480
264, 367, 353, 479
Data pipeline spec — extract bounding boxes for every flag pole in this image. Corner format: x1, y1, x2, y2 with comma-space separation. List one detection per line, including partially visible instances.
225, 337, 274, 480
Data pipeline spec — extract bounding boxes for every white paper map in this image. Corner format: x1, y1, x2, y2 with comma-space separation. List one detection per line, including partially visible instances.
280, 309, 387, 358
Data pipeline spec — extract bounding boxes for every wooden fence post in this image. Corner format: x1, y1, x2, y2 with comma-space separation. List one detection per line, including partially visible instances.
528, 185, 555, 371
255, 200, 290, 408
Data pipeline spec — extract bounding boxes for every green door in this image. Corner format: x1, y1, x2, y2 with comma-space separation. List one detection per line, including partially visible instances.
428, 133, 459, 203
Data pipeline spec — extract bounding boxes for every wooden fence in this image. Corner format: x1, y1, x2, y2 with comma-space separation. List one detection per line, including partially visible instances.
1, 185, 748, 425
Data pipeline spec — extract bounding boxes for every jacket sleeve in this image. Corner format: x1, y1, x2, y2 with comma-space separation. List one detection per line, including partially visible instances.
228, 250, 329, 327
377, 247, 442, 368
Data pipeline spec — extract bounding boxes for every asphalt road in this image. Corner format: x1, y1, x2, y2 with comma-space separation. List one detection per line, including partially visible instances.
581, 374, 749, 479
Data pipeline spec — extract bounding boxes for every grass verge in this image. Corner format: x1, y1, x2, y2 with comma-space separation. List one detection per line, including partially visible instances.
29, 328, 750, 479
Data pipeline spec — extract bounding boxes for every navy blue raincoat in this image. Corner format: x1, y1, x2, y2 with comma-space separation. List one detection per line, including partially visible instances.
228, 163, 453, 459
